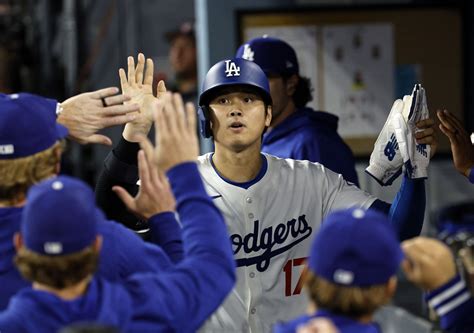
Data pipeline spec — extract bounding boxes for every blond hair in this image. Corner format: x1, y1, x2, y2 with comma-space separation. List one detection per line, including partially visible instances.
306, 271, 391, 318
0, 141, 65, 204
15, 245, 99, 289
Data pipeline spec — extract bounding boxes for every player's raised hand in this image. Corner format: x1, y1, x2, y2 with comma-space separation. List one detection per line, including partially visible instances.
119, 53, 158, 141
112, 148, 176, 220
437, 109, 474, 178
139, 92, 199, 172
401, 237, 456, 291
58, 87, 138, 145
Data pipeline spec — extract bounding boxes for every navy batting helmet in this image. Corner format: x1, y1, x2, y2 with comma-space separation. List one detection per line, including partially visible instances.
198, 58, 272, 138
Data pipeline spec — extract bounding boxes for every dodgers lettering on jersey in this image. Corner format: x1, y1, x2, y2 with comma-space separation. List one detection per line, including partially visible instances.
197, 153, 376, 333
232, 215, 312, 272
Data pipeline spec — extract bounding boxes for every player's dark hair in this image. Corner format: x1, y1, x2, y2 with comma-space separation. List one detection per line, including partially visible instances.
305, 271, 390, 318
15, 244, 99, 289
283, 74, 313, 108
203, 85, 272, 109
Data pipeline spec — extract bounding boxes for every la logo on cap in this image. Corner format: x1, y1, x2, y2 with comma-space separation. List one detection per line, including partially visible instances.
333, 269, 354, 285
0, 144, 14, 155
225, 60, 240, 77
44, 242, 63, 254
242, 44, 254, 61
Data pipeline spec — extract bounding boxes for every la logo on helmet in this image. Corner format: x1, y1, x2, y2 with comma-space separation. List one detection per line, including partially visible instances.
225, 60, 240, 77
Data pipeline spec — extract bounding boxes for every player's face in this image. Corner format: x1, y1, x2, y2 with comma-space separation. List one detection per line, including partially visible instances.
169, 35, 197, 78
209, 91, 271, 152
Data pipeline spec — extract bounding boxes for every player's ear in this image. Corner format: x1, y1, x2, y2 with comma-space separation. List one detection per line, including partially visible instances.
265, 105, 272, 127
93, 235, 103, 253
13, 232, 23, 252
285, 74, 299, 96
385, 276, 398, 299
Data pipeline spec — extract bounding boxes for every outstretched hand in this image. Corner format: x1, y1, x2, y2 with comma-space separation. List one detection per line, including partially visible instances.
437, 109, 474, 178
401, 237, 456, 291
138, 92, 199, 173
120, 53, 163, 142
58, 87, 138, 145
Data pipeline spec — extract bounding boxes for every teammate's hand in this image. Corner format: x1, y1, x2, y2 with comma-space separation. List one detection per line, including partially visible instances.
437, 109, 474, 178
58, 87, 138, 145
139, 92, 199, 172
112, 149, 176, 220
401, 237, 456, 291
119, 53, 158, 142
296, 318, 339, 333
415, 117, 437, 158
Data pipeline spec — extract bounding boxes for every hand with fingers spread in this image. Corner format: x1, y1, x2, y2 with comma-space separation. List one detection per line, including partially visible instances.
112, 149, 176, 220
401, 237, 456, 291
58, 87, 138, 145
140, 92, 199, 172
437, 109, 474, 178
120, 53, 165, 142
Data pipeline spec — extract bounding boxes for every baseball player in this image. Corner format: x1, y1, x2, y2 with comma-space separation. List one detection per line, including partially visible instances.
0, 92, 183, 311
0, 101, 235, 331
274, 209, 474, 333
96, 55, 436, 332
235, 36, 359, 185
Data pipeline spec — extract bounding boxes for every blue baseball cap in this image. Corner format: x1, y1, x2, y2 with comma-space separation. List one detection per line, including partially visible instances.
235, 36, 299, 76
309, 208, 404, 287
21, 176, 102, 256
199, 58, 272, 106
0, 93, 68, 159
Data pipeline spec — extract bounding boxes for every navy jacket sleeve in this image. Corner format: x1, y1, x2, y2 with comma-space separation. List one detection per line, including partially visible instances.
148, 212, 183, 264
97, 221, 175, 280
370, 174, 425, 241
125, 162, 236, 333
425, 275, 474, 333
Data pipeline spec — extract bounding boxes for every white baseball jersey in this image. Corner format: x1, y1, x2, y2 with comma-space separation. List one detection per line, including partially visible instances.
197, 153, 376, 333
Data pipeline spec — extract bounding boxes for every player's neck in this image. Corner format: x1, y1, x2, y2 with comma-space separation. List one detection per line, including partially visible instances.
213, 143, 263, 182
33, 275, 92, 300
356, 313, 375, 324
268, 100, 296, 131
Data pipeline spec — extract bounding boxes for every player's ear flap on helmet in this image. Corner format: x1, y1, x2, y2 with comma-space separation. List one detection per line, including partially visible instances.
198, 105, 213, 139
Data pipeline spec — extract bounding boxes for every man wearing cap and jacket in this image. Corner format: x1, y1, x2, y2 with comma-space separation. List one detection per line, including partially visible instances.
275, 208, 474, 333
0, 92, 183, 311
0, 98, 235, 331
236, 36, 359, 186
